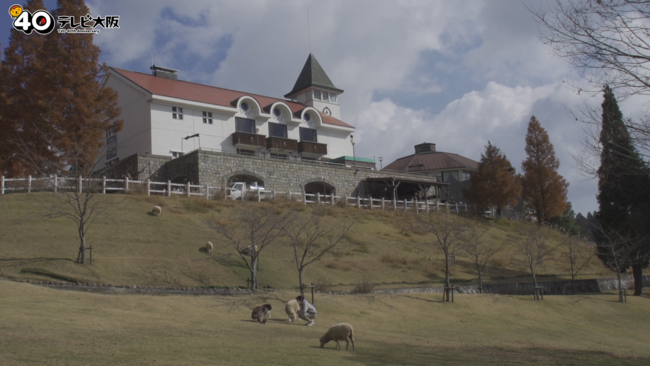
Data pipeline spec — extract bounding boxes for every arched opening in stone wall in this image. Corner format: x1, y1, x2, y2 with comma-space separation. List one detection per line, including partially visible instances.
228, 174, 265, 188
304, 181, 335, 196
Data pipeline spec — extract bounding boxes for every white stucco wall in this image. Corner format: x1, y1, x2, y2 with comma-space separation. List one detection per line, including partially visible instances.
102, 73, 152, 164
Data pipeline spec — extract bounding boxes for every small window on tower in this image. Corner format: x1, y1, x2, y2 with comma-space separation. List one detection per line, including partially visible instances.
202, 111, 213, 124
330, 94, 337, 103
313, 90, 321, 100
172, 106, 183, 120
322, 91, 329, 101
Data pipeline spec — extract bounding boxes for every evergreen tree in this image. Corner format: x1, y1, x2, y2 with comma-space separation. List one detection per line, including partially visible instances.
549, 202, 582, 236
463, 141, 521, 216
596, 85, 650, 296
0, 0, 122, 176
521, 116, 569, 223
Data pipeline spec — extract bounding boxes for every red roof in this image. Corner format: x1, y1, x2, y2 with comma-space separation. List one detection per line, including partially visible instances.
110, 68, 354, 129
384, 151, 479, 172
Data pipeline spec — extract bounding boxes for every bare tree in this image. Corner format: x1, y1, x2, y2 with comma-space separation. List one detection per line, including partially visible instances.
515, 225, 557, 297
531, 0, 650, 99
409, 207, 468, 288
11, 128, 124, 264
558, 229, 596, 280
204, 204, 284, 290
279, 206, 354, 296
458, 226, 504, 293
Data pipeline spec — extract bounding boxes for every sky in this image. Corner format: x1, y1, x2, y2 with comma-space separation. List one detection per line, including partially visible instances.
4, 0, 648, 216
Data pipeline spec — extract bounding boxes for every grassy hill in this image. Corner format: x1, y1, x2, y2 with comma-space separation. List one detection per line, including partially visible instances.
1, 281, 649, 365
0, 193, 611, 290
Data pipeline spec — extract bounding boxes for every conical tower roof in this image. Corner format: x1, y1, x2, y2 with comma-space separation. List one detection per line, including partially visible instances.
284, 53, 343, 98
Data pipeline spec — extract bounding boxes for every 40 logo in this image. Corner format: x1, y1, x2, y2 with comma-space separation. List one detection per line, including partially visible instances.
9, 4, 55, 35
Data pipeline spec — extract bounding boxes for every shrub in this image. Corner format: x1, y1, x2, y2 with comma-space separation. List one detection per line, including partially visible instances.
312, 276, 333, 292
352, 276, 375, 294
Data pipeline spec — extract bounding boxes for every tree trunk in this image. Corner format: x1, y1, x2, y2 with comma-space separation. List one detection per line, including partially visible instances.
299, 267, 305, 298
617, 271, 623, 302
78, 226, 87, 264
251, 255, 258, 290
632, 264, 643, 296
444, 249, 450, 288
477, 266, 483, 294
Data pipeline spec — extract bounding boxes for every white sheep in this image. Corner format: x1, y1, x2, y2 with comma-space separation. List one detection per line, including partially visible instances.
205, 241, 213, 254
152, 206, 162, 216
320, 323, 355, 350
285, 299, 299, 322
238, 245, 258, 256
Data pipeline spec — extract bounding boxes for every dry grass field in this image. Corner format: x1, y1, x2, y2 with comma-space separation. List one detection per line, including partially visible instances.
1, 193, 648, 365
1, 281, 649, 365
0, 193, 610, 290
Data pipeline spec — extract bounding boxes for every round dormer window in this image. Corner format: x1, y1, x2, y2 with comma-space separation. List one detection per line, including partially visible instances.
304, 113, 311, 122
241, 102, 249, 111
273, 108, 281, 117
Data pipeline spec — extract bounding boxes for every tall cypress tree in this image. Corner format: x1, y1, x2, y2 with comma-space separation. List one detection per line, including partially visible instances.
0, 0, 122, 176
596, 85, 650, 296
521, 116, 569, 224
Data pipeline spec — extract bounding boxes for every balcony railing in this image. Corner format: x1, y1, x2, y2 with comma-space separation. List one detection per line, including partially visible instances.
266, 136, 298, 152
232, 132, 266, 148
298, 141, 327, 156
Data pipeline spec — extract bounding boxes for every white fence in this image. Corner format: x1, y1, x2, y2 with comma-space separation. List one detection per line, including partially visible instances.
0, 175, 471, 213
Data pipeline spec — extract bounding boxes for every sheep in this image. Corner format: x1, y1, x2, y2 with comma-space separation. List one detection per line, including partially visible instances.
285, 299, 299, 322
320, 323, 355, 351
238, 245, 258, 256
205, 241, 213, 254
151, 206, 162, 216
251, 303, 272, 324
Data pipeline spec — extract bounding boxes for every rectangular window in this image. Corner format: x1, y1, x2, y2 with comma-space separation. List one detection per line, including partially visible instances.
172, 106, 183, 120
268, 122, 288, 138
202, 111, 213, 124
237, 149, 255, 156
300, 127, 317, 142
235, 117, 255, 133
442, 171, 459, 183
270, 153, 287, 160
322, 91, 329, 101
461, 171, 472, 181
313, 90, 321, 100
171, 151, 184, 158
330, 94, 337, 103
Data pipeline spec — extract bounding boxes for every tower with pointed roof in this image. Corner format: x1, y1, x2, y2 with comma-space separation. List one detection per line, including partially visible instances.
284, 54, 343, 119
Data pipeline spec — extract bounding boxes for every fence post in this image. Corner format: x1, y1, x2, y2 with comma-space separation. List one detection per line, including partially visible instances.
167, 180, 172, 197
332, 194, 335, 206
455, 202, 459, 213
288, 191, 292, 201
0, 176, 4, 195
436, 200, 440, 212
381, 197, 385, 210
369, 197, 373, 210
257, 187, 261, 202
464, 203, 467, 212
147, 179, 151, 196
54, 175, 58, 193
302, 187, 307, 205
101, 176, 106, 194
205, 184, 209, 200
125, 177, 129, 193
393, 197, 396, 210
187, 181, 191, 198
317, 192, 320, 205
28, 175, 32, 193
357, 196, 361, 208
78, 175, 83, 193
426, 199, 430, 213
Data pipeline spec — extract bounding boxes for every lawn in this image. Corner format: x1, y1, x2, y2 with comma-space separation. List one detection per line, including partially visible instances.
1, 280, 649, 365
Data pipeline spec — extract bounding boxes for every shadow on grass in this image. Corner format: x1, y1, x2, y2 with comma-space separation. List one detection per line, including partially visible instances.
345, 342, 650, 366
0, 257, 75, 269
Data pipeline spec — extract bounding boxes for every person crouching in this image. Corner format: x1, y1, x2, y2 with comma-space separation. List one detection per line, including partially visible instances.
296, 296, 317, 326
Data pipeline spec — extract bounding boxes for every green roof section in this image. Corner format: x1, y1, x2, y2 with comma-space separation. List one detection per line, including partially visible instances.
284, 54, 344, 98
330, 156, 376, 164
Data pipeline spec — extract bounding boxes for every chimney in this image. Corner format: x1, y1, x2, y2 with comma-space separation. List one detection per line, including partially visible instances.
150, 65, 178, 81
414, 142, 436, 154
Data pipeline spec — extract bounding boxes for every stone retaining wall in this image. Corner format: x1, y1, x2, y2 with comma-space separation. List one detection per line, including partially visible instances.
373, 275, 650, 295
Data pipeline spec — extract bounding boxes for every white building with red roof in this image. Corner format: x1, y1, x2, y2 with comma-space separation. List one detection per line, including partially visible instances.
101, 54, 355, 167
